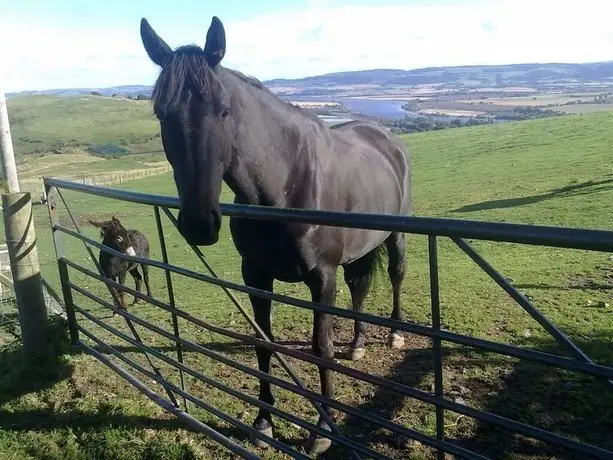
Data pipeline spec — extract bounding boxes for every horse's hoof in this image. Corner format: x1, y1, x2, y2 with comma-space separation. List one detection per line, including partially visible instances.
251, 425, 274, 448
350, 347, 366, 361
388, 332, 404, 349
305, 434, 332, 456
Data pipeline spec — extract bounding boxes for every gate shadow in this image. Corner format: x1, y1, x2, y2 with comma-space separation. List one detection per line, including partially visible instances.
452, 332, 613, 459
322, 330, 613, 459
324, 335, 442, 458
0, 317, 305, 452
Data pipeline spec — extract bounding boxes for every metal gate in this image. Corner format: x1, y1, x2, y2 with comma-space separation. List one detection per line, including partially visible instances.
44, 177, 613, 459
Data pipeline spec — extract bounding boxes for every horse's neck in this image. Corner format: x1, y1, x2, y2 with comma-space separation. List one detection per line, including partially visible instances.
224, 71, 327, 207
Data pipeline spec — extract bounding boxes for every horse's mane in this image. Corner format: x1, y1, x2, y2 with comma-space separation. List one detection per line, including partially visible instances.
229, 69, 324, 124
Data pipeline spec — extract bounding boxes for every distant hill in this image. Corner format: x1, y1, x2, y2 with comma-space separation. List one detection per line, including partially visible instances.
265, 61, 613, 97
267, 62, 613, 87
8, 60, 613, 100
7, 85, 154, 99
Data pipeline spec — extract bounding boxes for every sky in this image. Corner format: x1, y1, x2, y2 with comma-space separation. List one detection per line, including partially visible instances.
2, 0, 613, 92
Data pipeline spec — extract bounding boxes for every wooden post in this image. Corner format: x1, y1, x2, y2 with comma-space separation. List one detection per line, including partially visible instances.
2, 192, 49, 359
0, 89, 20, 193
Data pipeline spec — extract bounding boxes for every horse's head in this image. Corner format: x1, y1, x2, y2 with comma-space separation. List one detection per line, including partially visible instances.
140, 16, 232, 246
89, 216, 136, 257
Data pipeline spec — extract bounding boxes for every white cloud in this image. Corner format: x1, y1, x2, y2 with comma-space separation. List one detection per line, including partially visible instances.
2, 0, 613, 92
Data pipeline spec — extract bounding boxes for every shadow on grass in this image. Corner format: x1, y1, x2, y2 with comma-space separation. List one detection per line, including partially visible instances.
0, 316, 74, 408
451, 177, 613, 214
322, 337, 439, 459
451, 332, 613, 459
316, 328, 613, 459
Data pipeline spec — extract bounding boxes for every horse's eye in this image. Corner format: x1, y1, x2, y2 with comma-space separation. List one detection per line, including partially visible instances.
221, 107, 230, 118
117, 236, 123, 243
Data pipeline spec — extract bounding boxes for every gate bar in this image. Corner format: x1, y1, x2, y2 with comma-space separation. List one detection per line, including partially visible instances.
68, 267, 489, 459
77, 326, 309, 459
429, 236, 445, 460
76, 300, 487, 459
43, 178, 613, 253
58, 238, 613, 381
453, 237, 609, 382
154, 206, 189, 411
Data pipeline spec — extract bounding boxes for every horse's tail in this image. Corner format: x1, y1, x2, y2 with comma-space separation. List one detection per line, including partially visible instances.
367, 239, 389, 285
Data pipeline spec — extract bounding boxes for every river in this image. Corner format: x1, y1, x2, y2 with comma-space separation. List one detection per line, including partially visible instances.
284, 95, 455, 122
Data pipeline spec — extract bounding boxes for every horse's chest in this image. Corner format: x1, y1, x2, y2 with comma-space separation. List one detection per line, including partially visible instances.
229, 218, 316, 281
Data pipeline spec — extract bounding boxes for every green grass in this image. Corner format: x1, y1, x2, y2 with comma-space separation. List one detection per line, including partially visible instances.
2, 111, 613, 459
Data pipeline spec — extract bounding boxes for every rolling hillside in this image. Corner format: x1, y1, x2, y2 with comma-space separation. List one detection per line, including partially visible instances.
6, 95, 160, 158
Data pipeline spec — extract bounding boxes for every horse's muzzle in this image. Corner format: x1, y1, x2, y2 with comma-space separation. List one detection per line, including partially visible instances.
177, 209, 221, 246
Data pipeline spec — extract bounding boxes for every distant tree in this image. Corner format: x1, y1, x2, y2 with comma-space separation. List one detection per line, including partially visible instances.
90, 91, 102, 96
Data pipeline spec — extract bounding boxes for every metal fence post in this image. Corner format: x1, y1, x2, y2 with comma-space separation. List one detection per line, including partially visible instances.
154, 206, 188, 412
46, 185, 78, 344
2, 192, 49, 359
428, 235, 445, 460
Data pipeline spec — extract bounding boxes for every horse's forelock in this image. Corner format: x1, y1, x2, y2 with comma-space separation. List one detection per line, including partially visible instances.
152, 46, 215, 116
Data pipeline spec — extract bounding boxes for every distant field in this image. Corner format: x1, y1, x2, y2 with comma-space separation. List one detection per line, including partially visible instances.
409, 93, 613, 118
476, 93, 599, 107
7, 95, 160, 158
1, 111, 613, 459
554, 103, 613, 114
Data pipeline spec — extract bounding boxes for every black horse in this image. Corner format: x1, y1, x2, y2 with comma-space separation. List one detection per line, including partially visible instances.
89, 216, 152, 309
140, 16, 412, 455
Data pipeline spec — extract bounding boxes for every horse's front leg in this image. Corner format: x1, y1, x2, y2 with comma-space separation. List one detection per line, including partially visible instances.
306, 265, 337, 456
242, 260, 275, 448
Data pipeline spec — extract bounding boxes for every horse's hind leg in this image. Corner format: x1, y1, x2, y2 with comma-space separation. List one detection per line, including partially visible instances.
141, 263, 152, 297
129, 267, 143, 305
386, 232, 406, 349
343, 250, 376, 361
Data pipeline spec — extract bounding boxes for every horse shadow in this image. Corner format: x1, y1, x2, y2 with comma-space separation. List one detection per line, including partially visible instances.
451, 176, 613, 214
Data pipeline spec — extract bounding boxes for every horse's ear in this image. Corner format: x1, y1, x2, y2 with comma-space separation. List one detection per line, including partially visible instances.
140, 18, 173, 67
89, 219, 103, 228
203, 16, 226, 68
111, 216, 121, 225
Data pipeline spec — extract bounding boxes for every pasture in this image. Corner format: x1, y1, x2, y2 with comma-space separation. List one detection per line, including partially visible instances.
1, 111, 613, 459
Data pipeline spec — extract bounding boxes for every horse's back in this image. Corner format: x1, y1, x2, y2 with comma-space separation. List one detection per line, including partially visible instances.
331, 120, 411, 214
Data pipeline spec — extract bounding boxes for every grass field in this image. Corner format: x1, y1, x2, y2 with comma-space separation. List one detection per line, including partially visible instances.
1, 110, 613, 459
